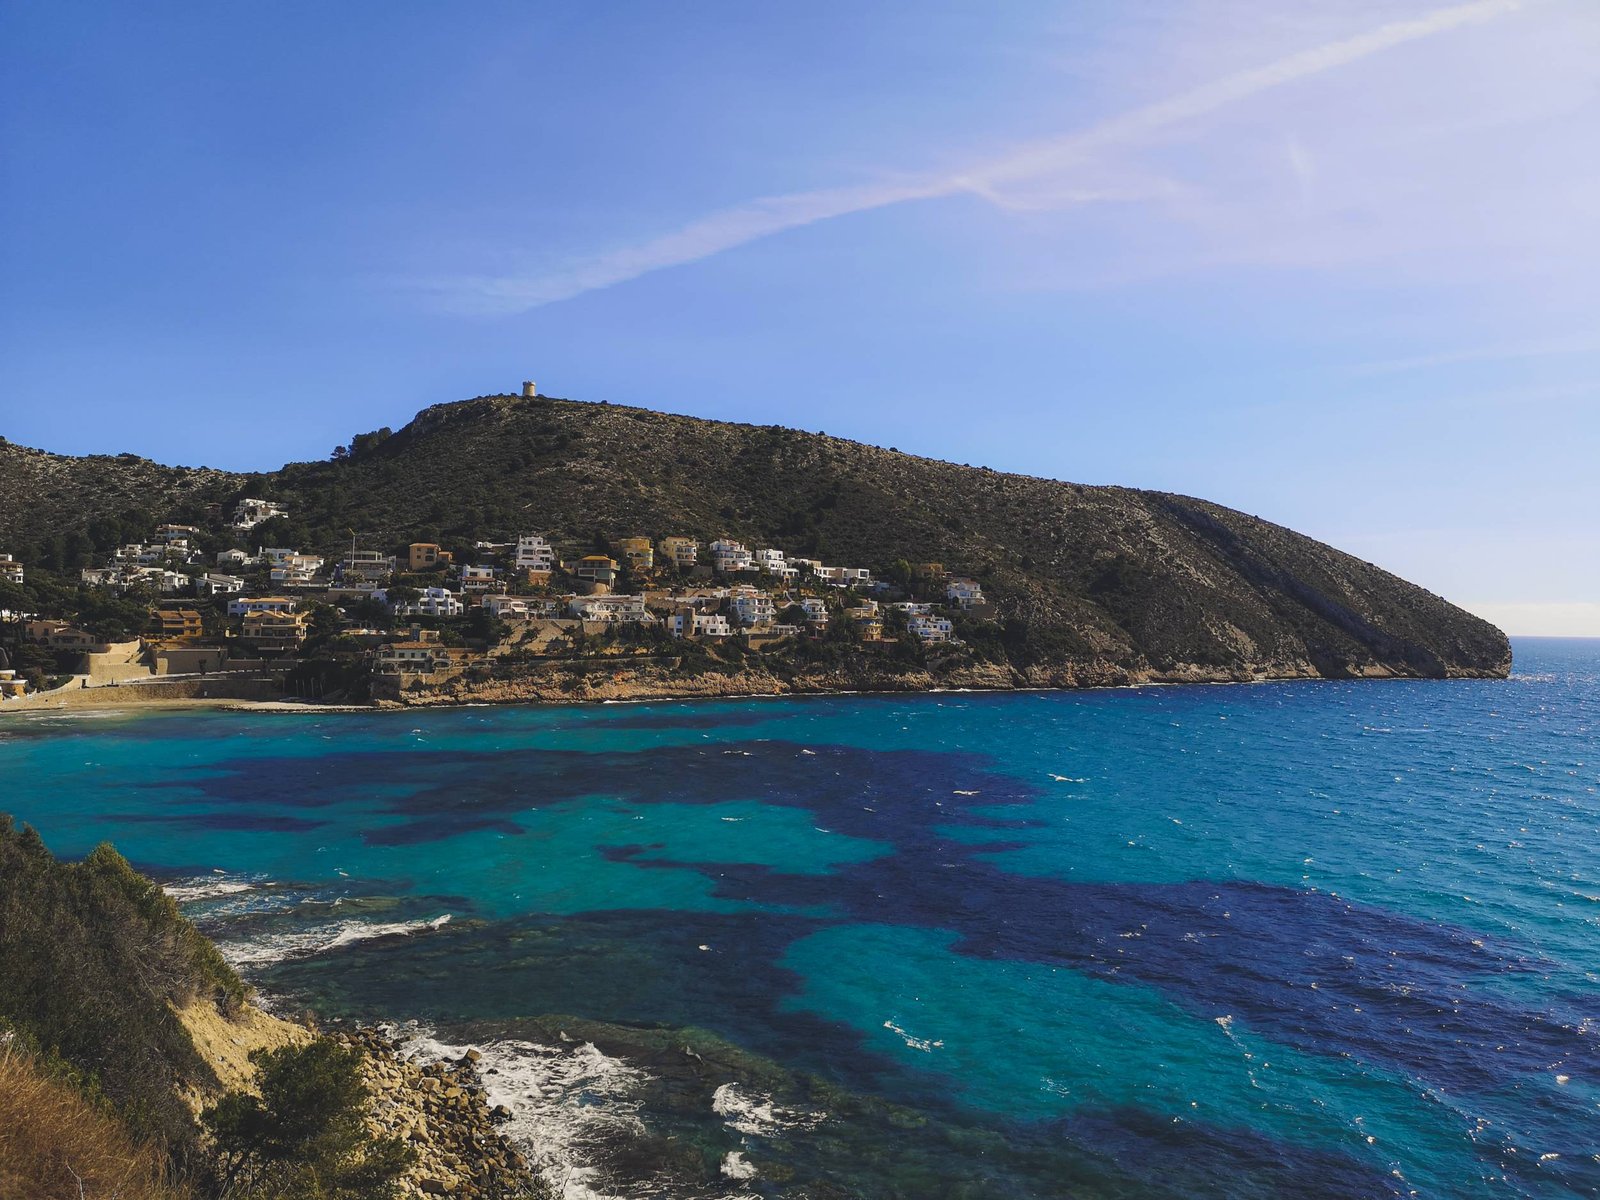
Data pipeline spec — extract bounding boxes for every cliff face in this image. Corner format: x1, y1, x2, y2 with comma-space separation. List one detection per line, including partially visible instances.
0, 394, 1509, 681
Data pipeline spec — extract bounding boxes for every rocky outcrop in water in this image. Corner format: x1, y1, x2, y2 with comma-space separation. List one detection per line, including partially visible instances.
331, 1028, 540, 1200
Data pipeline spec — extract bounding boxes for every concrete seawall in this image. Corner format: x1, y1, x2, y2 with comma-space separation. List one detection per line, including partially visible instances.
1, 674, 286, 711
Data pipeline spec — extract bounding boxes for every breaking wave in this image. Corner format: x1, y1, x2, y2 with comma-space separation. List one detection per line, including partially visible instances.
215, 914, 451, 969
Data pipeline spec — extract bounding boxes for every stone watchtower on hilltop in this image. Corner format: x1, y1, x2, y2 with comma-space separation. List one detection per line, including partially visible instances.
521, 381, 537, 398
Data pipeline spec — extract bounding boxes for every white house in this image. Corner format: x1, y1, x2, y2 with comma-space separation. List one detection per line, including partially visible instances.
890, 601, 933, 616
195, 573, 245, 596
568, 594, 653, 623
709, 539, 753, 573
483, 594, 560, 620
514, 535, 557, 573
459, 564, 499, 593
819, 569, 870, 595
946, 578, 984, 608
216, 548, 252, 567
799, 598, 829, 624
668, 610, 732, 638
270, 555, 324, 587
907, 614, 957, 643
729, 593, 775, 626
0, 554, 22, 585
340, 550, 395, 580
394, 587, 464, 618
153, 523, 200, 543
126, 567, 188, 593
373, 641, 447, 674
231, 498, 288, 530
113, 543, 166, 565
228, 596, 298, 617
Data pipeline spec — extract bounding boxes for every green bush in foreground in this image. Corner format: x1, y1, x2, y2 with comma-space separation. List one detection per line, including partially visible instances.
0, 818, 245, 1152
204, 1039, 412, 1200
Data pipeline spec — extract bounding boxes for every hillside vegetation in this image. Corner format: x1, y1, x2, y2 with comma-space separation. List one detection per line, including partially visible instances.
0, 821, 457, 1200
0, 1047, 187, 1200
0, 394, 1509, 680
0, 819, 245, 1158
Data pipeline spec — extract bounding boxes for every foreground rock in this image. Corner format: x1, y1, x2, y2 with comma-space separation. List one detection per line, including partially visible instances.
175, 1002, 541, 1199
332, 1027, 539, 1200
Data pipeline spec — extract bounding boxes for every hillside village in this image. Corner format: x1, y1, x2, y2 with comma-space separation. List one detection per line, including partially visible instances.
0, 388, 1514, 704
0, 488, 995, 704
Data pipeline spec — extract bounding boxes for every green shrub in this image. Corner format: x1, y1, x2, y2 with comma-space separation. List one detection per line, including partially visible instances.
0, 819, 245, 1152
204, 1040, 412, 1200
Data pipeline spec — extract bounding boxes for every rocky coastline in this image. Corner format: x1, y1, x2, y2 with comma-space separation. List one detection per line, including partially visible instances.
369, 652, 1509, 710
330, 1027, 537, 1200
0, 650, 1510, 719
179, 1001, 545, 1200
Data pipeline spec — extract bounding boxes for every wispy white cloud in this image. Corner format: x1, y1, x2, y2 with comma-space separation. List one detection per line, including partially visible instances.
432, 0, 1525, 313
1346, 333, 1600, 375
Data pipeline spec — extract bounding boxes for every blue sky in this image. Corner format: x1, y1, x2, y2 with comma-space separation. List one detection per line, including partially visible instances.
2, 1, 1596, 633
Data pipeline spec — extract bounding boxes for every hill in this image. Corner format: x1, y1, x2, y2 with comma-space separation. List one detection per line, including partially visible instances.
0, 394, 1509, 682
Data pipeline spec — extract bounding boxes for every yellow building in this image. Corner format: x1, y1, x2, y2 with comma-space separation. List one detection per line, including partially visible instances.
241, 609, 310, 655
614, 537, 654, 571
151, 608, 205, 640
409, 542, 453, 571
570, 555, 619, 585
658, 537, 698, 569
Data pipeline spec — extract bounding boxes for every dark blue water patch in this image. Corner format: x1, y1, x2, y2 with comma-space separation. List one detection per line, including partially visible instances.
1054, 1106, 1408, 1200
152, 735, 1599, 1103
612, 849, 1596, 1101
108, 810, 330, 833
258, 911, 1406, 1200
363, 814, 525, 845
260, 908, 876, 1081
545, 708, 787, 732
155, 740, 1046, 848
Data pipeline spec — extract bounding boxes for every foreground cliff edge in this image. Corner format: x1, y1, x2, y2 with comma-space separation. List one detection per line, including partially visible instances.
0, 818, 544, 1200
0, 393, 1510, 707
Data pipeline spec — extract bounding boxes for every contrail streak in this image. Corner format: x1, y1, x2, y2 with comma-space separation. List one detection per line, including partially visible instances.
443, 0, 1523, 312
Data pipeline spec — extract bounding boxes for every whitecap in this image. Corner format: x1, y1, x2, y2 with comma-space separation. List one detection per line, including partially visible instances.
163, 877, 259, 902
711, 1082, 824, 1136
883, 1018, 944, 1053
394, 1026, 652, 1200
216, 914, 451, 968
323, 913, 450, 949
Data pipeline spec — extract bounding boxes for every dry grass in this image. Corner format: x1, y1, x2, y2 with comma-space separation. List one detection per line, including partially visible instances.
171, 996, 309, 1113
0, 1048, 188, 1200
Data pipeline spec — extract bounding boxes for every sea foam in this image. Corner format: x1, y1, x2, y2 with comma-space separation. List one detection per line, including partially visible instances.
216, 914, 451, 969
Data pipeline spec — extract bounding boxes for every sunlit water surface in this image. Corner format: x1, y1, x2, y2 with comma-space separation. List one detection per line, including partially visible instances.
5, 638, 1596, 1199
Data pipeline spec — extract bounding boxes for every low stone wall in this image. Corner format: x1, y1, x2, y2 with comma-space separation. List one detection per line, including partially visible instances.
153, 646, 233, 675
2, 673, 287, 710
80, 639, 151, 685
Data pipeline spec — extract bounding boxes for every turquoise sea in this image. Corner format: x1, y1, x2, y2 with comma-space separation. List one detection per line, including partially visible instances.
3, 637, 1596, 1199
